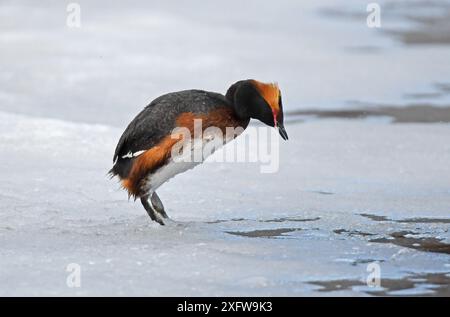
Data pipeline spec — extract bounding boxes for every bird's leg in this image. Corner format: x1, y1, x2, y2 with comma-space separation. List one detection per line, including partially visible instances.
151, 191, 169, 219
140, 195, 165, 225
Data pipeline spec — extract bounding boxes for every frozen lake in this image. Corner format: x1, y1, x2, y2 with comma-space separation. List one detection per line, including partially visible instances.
0, 111, 449, 296
1, 0, 450, 127
0, 0, 449, 296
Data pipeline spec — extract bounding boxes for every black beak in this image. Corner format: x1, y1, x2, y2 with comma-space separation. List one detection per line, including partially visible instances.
278, 123, 288, 140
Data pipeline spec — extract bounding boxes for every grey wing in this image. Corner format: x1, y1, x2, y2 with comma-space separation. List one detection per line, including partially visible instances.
113, 90, 229, 162
113, 105, 172, 163
113, 108, 153, 163
110, 90, 230, 178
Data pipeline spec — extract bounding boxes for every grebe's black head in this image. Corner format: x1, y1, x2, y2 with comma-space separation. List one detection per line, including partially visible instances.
226, 79, 288, 140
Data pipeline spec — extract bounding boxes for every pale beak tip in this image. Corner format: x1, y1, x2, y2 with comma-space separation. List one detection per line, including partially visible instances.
278, 125, 288, 140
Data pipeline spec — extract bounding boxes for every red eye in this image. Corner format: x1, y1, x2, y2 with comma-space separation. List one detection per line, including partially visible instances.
272, 111, 277, 127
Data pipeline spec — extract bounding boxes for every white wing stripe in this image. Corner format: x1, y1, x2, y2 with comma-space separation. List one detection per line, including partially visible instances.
122, 150, 146, 159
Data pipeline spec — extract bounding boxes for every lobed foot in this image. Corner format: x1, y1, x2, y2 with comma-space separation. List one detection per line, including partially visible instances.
151, 191, 169, 219
140, 195, 165, 225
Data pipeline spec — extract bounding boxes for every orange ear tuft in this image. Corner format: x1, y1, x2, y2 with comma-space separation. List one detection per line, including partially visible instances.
251, 80, 280, 113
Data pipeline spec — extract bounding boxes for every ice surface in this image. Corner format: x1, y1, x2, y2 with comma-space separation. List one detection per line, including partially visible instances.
2, 0, 450, 127
0, 111, 448, 296
1, 0, 449, 296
